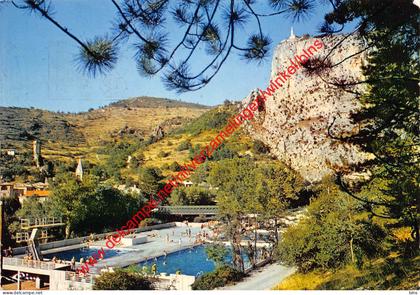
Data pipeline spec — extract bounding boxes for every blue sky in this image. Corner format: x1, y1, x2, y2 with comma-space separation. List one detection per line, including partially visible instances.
0, 0, 332, 112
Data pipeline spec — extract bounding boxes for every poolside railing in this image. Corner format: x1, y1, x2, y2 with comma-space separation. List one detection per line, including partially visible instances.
2, 257, 67, 270
20, 217, 65, 229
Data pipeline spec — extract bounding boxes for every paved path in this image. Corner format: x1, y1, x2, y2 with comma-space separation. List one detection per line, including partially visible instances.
222, 263, 295, 290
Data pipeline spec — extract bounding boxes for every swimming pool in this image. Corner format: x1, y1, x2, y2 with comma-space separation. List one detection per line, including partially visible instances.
44, 247, 126, 261
137, 245, 250, 276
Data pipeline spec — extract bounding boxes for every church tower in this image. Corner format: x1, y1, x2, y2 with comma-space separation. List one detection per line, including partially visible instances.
290, 27, 297, 40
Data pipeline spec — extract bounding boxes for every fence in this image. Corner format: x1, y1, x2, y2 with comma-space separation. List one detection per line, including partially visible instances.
2, 257, 65, 270
20, 217, 64, 229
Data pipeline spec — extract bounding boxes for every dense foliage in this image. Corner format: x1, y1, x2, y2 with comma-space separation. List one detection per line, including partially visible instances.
191, 266, 244, 290
278, 178, 386, 272
205, 244, 229, 267
208, 158, 305, 271
325, 0, 419, 250
93, 269, 154, 290
50, 173, 144, 237
176, 140, 192, 151
170, 186, 216, 206
175, 108, 235, 135
1, 196, 21, 247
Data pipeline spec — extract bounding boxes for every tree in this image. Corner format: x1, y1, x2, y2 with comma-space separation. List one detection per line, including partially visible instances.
50, 172, 143, 237
278, 177, 386, 272
14, 197, 61, 221
93, 269, 154, 290
208, 158, 257, 272
50, 173, 98, 237
170, 186, 216, 205
2, 196, 21, 247
321, 0, 419, 249
8, 0, 321, 92
137, 167, 164, 195
189, 161, 209, 184
205, 243, 229, 267
254, 162, 304, 252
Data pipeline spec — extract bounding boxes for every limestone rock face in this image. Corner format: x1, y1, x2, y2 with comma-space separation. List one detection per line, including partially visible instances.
243, 34, 371, 183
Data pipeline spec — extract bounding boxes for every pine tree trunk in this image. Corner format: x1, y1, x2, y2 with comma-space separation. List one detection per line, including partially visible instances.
65, 224, 71, 239
232, 224, 244, 272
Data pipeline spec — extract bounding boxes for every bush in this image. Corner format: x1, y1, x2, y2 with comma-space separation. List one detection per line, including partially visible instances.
93, 269, 154, 290
191, 266, 244, 290
252, 140, 270, 154
169, 161, 181, 171
158, 150, 170, 158
176, 140, 192, 151
210, 144, 237, 161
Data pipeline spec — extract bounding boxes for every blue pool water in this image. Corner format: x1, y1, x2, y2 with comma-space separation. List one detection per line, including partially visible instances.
44, 247, 125, 261
137, 245, 250, 276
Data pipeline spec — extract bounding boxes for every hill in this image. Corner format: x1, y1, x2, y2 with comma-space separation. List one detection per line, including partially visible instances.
108, 96, 211, 109
0, 96, 211, 162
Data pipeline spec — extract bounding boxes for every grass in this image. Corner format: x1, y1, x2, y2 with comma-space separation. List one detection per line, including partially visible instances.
273, 254, 420, 290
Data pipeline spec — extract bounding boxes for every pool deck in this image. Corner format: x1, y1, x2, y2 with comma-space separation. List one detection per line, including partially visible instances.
88, 224, 212, 272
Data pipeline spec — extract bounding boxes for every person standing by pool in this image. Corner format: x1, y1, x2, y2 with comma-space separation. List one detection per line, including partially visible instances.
70, 257, 76, 271
178, 238, 182, 246
151, 263, 157, 275
166, 233, 170, 243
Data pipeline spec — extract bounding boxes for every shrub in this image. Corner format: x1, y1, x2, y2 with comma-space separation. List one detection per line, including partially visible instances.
252, 140, 270, 154
158, 150, 170, 158
93, 269, 154, 290
191, 266, 244, 290
176, 140, 192, 151
169, 161, 181, 171
210, 144, 237, 161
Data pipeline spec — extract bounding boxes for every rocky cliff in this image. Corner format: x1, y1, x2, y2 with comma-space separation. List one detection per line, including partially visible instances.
243, 33, 371, 183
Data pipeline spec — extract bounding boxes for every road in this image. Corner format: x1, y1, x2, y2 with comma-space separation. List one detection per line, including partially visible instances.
222, 263, 295, 290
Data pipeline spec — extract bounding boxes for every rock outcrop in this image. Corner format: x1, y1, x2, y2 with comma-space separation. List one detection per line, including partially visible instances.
243, 33, 371, 183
